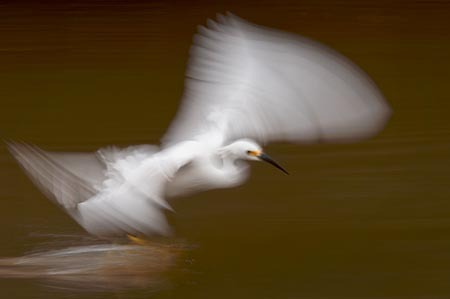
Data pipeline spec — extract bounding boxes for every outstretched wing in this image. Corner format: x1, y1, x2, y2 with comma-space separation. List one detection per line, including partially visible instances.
8, 142, 188, 237
163, 13, 390, 147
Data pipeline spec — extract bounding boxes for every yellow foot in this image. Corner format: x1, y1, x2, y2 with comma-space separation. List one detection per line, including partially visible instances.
127, 234, 150, 246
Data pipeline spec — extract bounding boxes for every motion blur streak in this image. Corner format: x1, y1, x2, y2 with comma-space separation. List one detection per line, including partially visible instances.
0, 235, 187, 292
1, 1, 449, 298
8, 14, 389, 238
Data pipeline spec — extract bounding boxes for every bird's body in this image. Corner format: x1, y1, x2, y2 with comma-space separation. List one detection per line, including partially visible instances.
165, 141, 251, 198
8, 14, 391, 238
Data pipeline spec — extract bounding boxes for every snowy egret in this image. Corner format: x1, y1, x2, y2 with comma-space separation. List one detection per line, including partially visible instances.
8, 13, 390, 238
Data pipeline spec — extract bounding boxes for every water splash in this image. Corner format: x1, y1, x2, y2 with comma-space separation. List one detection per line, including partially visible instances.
0, 234, 189, 292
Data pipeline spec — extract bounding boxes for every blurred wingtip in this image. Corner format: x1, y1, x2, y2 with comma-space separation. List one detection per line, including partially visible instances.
216, 11, 239, 25
161, 200, 175, 213
6, 140, 28, 160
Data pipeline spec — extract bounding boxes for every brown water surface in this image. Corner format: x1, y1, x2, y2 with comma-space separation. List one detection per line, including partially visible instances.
0, 1, 449, 298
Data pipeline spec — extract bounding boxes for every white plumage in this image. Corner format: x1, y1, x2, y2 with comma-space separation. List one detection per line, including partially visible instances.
8, 14, 390, 237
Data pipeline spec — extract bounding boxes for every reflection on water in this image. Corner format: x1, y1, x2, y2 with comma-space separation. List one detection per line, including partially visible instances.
0, 234, 188, 292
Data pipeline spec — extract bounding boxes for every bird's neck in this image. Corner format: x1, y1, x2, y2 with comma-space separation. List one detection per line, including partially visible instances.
220, 154, 251, 187
218, 148, 248, 174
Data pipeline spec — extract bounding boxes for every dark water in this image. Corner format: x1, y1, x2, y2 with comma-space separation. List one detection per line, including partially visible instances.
0, 1, 449, 298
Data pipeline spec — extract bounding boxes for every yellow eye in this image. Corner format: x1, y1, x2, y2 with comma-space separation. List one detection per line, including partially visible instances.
247, 150, 259, 157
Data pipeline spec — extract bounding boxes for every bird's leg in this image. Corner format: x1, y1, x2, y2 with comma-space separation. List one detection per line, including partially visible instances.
127, 234, 150, 246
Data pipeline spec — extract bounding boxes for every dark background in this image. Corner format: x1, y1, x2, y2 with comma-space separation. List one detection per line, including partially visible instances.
0, 1, 449, 298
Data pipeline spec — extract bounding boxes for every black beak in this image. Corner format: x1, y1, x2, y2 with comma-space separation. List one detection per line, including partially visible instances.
258, 153, 289, 175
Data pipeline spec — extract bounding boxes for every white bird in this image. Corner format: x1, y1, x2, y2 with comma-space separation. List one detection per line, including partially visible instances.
8, 13, 390, 238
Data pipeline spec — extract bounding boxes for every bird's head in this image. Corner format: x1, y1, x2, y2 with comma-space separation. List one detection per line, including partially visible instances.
221, 139, 289, 175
